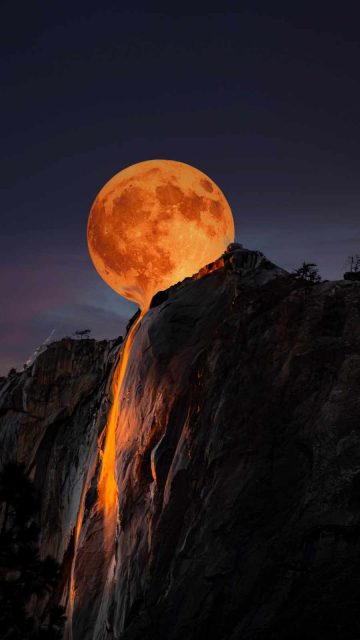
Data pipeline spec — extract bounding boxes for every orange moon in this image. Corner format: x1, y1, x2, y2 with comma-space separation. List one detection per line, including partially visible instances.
87, 159, 235, 310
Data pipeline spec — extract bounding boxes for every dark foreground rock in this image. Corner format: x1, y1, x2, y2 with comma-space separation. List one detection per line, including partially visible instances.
1, 247, 360, 640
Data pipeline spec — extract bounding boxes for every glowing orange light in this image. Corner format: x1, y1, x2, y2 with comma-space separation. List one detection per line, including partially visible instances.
65, 161, 235, 631
87, 159, 235, 310
97, 311, 144, 527
87, 159, 234, 534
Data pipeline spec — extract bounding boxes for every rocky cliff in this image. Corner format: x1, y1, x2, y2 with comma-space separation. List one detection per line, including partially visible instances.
1, 247, 360, 640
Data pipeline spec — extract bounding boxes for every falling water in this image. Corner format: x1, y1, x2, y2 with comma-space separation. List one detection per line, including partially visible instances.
66, 310, 146, 638
97, 310, 145, 536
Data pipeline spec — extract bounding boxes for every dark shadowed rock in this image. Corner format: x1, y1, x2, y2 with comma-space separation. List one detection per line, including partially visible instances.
1, 247, 360, 640
0, 337, 118, 563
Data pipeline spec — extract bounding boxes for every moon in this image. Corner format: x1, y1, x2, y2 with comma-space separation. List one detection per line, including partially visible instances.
87, 159, 235, 310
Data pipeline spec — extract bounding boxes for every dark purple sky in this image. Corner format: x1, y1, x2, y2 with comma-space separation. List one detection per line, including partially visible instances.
1, 3, 360, 375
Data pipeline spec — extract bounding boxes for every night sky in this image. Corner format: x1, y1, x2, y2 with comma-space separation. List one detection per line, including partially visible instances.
1, 3, 360, 375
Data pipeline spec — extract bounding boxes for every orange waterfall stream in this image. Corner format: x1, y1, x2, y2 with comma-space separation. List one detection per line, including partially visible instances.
97, 310, 145, 538
66, 310, 146, 637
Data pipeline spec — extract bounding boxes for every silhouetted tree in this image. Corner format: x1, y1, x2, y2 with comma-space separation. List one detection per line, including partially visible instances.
73, 329, 91, 339
292, 262, 322, 283
346, 255, 360, 273
0, 462, 65, 640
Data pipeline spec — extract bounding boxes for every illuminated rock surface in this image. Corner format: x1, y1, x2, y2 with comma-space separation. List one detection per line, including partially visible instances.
1, 246, 360, 639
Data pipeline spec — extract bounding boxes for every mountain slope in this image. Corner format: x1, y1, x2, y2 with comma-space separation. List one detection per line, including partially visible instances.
1, 247, 360, 640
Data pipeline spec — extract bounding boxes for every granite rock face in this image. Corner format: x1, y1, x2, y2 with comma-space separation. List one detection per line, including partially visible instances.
0, 336, 118, 563
1, 247, 360, 640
